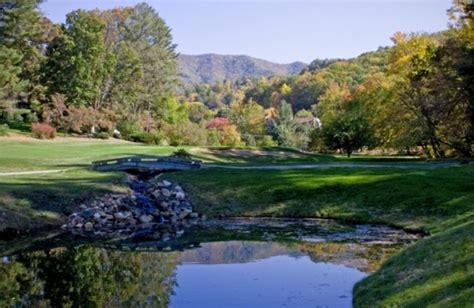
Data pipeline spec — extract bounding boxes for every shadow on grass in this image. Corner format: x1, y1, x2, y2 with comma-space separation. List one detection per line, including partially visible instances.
167, 166, 474, 230
0, 172, 124, 231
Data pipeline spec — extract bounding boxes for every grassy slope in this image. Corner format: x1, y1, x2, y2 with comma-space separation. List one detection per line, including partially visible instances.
166, 167, 474, 232
354, 221, 474, 307
0, 138, 182, 230
1, 137, 408, 230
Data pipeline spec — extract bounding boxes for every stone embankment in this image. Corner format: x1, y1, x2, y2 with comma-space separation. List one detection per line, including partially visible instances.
63, 175, 202, 237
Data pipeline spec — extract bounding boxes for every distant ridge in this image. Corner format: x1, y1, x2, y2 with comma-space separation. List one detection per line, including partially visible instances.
178, 53, 307, 85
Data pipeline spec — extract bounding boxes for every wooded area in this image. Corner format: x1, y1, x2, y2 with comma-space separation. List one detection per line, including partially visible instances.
1, 1, 472, 157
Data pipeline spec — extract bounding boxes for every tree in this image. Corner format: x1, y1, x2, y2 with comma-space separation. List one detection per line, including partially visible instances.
122, 3, 178, 115
270, 99, 296, 147
321, 100, 374, 157
0, 0, 49, 104
0, 0, 57, 119
229, 99, 265, 136
0, 46, 25, 121
42, 10, 113, 107
388, 33, 472, 157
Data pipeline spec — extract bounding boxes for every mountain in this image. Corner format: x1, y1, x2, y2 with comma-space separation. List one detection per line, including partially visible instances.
178, 53, 307, 85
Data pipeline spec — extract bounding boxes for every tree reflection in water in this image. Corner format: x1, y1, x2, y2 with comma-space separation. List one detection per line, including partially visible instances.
0, 246, 179, 307
0, 225, 409, 307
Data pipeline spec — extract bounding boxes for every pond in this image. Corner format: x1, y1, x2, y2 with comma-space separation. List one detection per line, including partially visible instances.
0, 218, 419, 307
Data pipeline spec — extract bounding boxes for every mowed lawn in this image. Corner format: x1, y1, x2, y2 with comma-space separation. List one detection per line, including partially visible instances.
0, 137, 410, 230
0, 138, 184, 173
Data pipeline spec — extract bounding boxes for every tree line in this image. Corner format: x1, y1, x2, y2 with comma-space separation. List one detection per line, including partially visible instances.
1, 0, 472, 157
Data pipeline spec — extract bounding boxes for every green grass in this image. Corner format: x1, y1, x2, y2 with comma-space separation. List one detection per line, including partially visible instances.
0, 169, 124, 231
0, 139, 185, 172
188, 146, 424, 166
0, 139, 422, 173
0, 138, 421, 230
165, 166, 474, 232
354, 221, 474, 307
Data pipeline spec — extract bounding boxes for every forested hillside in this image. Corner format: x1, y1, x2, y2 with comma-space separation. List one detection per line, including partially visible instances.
178, 54, 307, 84
0, 0, 472, 158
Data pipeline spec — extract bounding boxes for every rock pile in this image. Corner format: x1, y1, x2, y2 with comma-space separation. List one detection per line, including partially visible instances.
63, 177, 201, 237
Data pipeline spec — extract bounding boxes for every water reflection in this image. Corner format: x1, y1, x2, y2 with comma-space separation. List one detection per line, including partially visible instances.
0, 239, 400, 307
173, 241, 367, 308
1, 220, 418, 307
0, 246, 179, 307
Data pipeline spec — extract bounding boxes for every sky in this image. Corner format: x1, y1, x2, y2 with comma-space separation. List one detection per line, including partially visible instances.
39, 0, 453, 64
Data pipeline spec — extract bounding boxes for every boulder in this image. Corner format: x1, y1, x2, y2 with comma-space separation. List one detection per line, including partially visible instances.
161, 188, 172, 197
139, 215, 153, 224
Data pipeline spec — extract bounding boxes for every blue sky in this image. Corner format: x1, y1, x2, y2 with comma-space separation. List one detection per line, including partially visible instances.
39, 0, 452, 63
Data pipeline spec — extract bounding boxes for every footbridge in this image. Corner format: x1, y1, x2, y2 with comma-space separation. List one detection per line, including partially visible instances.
91, 155, 202, 172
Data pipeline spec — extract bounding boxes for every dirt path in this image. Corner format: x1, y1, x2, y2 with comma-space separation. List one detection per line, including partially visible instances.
0, 169, 65, 176
0, 161, 462, 177
203, 161, 460, 170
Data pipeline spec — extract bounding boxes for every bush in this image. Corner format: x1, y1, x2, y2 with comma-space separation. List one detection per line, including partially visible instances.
94, 132, 110, 139
31, 123, 56, 139
130, 132, 161, 145
163, 122, 208, 146
256, 135, 277, 147
172, 149, 192, 159
0, 124, 9, 136
117, 120, 142, 140
241, 134, 257, 146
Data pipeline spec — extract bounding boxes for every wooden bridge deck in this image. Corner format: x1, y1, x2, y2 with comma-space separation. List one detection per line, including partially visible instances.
91, 155, 202, 172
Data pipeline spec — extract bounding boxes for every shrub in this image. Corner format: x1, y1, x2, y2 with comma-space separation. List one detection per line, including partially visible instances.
172, 149, 192, 159
163, 122, 208, 146
117, 120, 142, 140
256, 135, 277, 147
241, 134, 257, 146
0, 124, 9, 136
31, 123, 56, 139
94, 132, 110, 139
130, 132, 161, 145
205, 117, 230, 129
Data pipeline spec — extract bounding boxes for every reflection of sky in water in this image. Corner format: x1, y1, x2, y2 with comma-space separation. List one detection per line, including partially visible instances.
171, 242, 367, 308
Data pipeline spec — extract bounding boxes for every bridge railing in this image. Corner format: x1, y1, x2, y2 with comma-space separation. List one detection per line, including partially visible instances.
91, 155, 202, 171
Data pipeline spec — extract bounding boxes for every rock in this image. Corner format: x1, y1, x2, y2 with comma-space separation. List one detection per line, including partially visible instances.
139, 215, 153, 224
152, 190, 161, 199
175, 192, 185, 200
161, 188, 171, 197
64, 178, 199, 236
126, 217, 137, 226
114, 212, 127, 220
82, 209, 94, 219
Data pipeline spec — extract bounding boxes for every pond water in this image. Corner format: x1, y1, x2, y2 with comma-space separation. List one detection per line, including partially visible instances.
172, 241, 366, 307
0, 219, 418, 307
